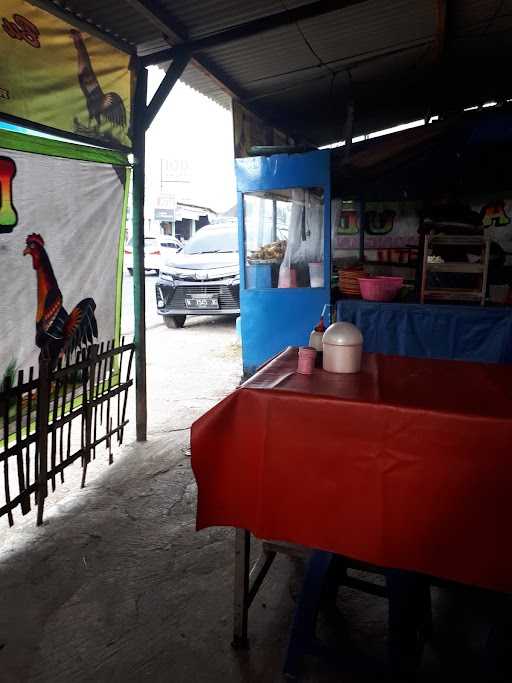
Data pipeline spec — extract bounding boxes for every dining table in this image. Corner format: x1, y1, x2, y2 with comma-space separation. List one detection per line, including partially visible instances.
191, 346, 512, 647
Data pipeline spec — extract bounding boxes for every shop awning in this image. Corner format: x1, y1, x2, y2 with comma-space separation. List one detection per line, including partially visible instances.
30, 0, 512, 146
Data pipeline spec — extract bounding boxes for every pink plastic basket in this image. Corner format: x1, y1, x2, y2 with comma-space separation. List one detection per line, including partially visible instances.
359, 276, 403, 302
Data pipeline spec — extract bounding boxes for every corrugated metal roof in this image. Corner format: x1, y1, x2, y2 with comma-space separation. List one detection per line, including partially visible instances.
159, 0, 312, 38
40, 0, 512, 145
49, 0, 150, 46
180, 63, 232, 109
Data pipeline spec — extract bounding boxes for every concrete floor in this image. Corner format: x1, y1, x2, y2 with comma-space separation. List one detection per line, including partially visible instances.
0, 277, 511, 681
2, 432, 510, 683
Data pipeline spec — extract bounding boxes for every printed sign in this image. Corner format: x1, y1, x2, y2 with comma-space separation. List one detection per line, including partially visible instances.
0, 1, 133, 148
0, 156, 17, 233
0, 135, 127, 377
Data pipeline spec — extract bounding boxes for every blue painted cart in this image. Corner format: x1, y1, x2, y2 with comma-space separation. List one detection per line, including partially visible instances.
236, 150, 331, 374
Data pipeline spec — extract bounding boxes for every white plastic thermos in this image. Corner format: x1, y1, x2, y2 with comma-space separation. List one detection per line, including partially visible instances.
322, 322, 363, 373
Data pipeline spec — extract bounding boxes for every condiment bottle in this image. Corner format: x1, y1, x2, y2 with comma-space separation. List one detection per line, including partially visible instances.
309, 316, 326, 352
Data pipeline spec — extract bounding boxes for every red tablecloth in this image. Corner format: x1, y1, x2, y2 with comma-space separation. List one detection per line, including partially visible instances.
191, 348, 512, 591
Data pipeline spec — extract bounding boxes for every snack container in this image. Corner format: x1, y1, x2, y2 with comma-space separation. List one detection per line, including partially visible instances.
278, 265, 297, 288
246, 263, 272, 289
308, 262, 324, 287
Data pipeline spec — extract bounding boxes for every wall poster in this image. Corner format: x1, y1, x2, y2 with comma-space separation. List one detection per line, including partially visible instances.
0, 129, 129, 380
0, 0, 133, 149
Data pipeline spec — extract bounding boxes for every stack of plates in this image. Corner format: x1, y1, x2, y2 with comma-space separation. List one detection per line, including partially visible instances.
339, 266, 367, 297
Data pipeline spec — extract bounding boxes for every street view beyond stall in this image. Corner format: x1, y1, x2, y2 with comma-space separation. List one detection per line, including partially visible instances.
122, 273, 242, 437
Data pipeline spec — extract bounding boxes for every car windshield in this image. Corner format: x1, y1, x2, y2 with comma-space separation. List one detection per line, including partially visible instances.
183, 227, 238, 255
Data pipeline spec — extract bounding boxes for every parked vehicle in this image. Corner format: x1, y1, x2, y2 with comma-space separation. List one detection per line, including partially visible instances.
159, 236, 183, 268
125, 236, 160, 275
156, 223, 239, 328
125, 235, 181, 275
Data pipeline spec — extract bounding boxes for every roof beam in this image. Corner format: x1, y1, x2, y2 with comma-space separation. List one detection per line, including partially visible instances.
124, 0, 189, 43
144, 52, 190, 129
126, 0, 241, 101
141, 0, 369, 66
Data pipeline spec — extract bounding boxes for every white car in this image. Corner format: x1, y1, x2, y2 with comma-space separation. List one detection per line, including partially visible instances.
125, 236, 182, 275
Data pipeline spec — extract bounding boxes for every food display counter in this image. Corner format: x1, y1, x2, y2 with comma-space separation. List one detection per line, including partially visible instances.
235, 111, 512, 375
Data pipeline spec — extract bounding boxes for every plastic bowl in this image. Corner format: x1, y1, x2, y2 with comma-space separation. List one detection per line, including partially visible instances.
359, 276, 403, 302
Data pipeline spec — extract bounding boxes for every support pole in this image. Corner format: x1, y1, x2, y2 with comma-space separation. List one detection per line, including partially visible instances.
132, 64, 148, 441
36, 358, 50, 525
131, 57, 192, 441
426, 0, 448, 122
358, 197, 365, 263
232, 529, 251, 649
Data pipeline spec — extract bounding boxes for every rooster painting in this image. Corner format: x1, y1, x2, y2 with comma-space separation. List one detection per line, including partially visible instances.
70, 29, 126, 129
23, 234, 98, 366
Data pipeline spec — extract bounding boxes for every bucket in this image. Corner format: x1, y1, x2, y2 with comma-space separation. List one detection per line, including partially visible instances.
246, 263, 272, 289
359, 276, 403, 302
308, 262, 324, 288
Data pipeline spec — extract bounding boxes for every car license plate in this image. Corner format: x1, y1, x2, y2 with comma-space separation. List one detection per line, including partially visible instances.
185, 293, 219, 309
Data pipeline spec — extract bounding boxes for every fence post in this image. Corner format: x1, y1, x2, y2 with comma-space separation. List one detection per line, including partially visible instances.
36, 358, 50, 526
2, 376, 14, 527
81, 344, 98, 488
16, 368, 31, 515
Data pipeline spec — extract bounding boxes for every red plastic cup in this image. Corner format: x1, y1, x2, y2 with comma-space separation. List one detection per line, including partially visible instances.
297, 346, 317, 375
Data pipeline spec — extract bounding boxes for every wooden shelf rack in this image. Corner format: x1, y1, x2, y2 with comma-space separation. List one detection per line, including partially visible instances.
420, 233, 490, 305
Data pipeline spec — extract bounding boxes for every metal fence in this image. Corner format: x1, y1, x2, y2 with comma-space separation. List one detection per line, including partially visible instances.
0, 340, 134, 527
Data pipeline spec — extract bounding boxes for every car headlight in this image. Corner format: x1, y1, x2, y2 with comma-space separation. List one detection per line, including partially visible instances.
231, 275, 240, 286
155, 286, 165, 308
160, 270, 174, 283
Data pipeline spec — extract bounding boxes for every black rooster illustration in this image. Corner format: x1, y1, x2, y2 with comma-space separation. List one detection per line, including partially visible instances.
23, 234, 98, 366
70, 29, 126, 128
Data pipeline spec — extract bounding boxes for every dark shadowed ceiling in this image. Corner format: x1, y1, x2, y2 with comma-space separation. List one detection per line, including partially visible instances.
36, 0, 512, 146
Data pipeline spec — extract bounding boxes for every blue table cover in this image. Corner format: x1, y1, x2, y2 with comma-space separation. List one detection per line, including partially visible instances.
336, 300, 512, 363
